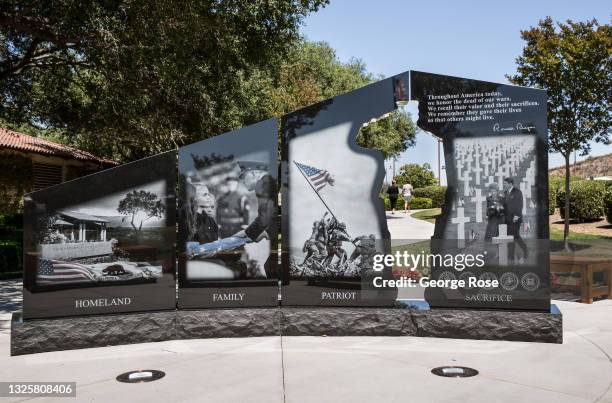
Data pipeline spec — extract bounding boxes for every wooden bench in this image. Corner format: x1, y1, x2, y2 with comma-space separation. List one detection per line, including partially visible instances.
550, 255, 612, 304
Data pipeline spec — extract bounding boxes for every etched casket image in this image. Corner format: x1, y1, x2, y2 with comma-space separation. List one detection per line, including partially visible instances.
280, 75, 405, 306
22, 151, 177, 319
410, 71, 550, 311
177, 119, 278, 308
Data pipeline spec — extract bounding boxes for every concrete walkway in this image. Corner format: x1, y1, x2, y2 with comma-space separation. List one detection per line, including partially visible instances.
1, 280, 611, 402
386, 210, 432, 299
386, 209, 435, 243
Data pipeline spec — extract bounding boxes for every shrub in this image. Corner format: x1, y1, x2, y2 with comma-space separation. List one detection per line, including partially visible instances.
558, 180, 606, 222
605, 188, 612, 224
410, 197, 433, 209
548, 182, 559, 215
384, 196, 404, 210
383, 196, 432, 210
549, 176, 581, 190
412, 186, 447, 208
0, 154, 33, 215
0, 213, 23, 230
548, 186, 556, 215
0, 242, 21, 274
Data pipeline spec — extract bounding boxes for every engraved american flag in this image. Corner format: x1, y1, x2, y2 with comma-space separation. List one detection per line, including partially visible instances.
295, 162, 334, 191
37, 258, 96, 285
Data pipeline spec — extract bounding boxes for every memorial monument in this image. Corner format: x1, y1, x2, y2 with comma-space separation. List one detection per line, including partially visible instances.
12, 70, 560, 355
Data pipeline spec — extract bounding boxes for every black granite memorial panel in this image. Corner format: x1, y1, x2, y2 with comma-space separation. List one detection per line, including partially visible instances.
410, 71, 550, 311
22, 151, 177, 319
280, 75, 406, 306
177, 119, 279, 308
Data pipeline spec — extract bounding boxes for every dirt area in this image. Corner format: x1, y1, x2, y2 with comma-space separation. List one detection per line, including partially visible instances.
550, 210, 612, 237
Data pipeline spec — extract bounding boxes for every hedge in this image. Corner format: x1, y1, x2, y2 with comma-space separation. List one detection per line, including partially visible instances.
558, 180, 606, 222
549, 176, 582, 190
412, 186, 447, 208
548, 185, 557, 215
0, 213, 23, 229
605, 187, 612, 224
411, 197, 433, 209
0, 154, 33, 215
0, 242, 21, 274
384, 196, 433, 210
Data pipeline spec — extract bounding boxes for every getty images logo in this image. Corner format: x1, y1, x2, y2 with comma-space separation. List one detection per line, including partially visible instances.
372, 251, 486, 272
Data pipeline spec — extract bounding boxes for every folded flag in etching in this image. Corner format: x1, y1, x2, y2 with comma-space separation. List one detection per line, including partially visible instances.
186, 236, 248, 259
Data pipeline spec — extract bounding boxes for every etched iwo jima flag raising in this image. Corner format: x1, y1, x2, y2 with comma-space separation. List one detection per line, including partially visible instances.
291, 160, 376, 278
0, 1, 610, 402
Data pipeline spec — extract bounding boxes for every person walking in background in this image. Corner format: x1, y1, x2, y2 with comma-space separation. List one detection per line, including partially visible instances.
402, 181, 413, 213
387, 181, 399, 214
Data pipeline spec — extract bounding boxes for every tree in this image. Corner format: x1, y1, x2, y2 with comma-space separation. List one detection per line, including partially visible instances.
0, 1, 328, 162
396, 163, 437, 189
261, 40, 417, 158
357, 109, 417, 159
262, 41, 375, 117
508, 18, 611, 247
117, 190, 164, 240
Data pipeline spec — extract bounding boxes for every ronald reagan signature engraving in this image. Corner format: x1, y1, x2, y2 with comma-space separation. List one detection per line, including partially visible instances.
493, 122, 536, 133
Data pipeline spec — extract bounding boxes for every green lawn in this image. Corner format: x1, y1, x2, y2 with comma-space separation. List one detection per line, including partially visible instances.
550, 228, 612, 257
549, 227, 611, 241
410, 208, 441, 224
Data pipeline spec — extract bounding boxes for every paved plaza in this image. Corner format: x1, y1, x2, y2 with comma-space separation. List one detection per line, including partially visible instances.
1, 279, 611, 402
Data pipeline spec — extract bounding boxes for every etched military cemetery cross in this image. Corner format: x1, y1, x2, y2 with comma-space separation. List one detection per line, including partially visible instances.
470, 188, 486, 223
460, 170, 471, 197
456, 159, 463, 180
492, 224, 514, 266
451, 207, 470, 248
473, 147, 483, 185
495, 166, 505, 190
481, 150, 491, 177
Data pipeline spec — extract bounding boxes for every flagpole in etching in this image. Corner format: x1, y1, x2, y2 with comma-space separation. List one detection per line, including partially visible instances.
293, 160, 338, 221
293, 161, 358, 247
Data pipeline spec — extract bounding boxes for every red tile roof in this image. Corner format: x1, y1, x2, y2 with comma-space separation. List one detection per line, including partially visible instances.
0, 127, 117, 166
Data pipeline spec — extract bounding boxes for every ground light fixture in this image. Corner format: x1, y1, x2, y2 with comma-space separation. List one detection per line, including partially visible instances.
431, 366, 479, 378
116, 370, 166, 383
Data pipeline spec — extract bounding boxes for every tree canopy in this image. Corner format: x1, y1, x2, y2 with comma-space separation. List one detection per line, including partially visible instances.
357, 109, 417, 160
508, 17, 611, 244
395, 163, 437, 189
0, 3, 416, 163
260, 40, 417, 159
0, 1, 328, 161
508, 18, 611, 158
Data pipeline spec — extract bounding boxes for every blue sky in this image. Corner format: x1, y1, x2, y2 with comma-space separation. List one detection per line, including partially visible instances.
301, 0, 611, 179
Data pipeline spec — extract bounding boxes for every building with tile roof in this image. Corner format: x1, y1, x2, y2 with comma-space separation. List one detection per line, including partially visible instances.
0, 127, 117, 192
0, 127, 117, 214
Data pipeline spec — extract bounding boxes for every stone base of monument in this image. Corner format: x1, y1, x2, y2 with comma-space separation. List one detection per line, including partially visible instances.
11, 302, 562, 355
10, 309, 281, 356
281, 302, 562, 343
